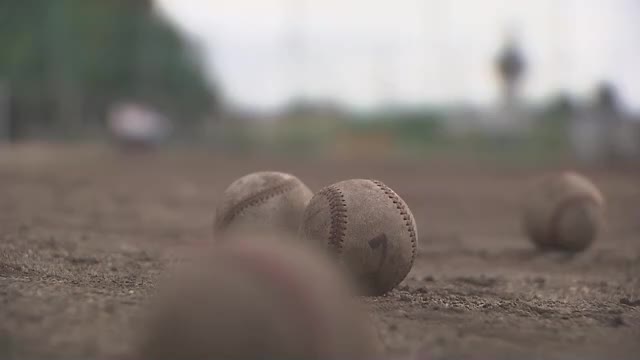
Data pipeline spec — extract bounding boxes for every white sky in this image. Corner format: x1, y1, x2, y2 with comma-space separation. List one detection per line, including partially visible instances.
155, 0, 640, 112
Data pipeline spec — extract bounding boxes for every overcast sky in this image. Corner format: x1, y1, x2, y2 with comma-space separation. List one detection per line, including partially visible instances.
155, 0, 640, 112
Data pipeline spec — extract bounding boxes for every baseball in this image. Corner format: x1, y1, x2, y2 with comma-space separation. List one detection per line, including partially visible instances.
300, 179, 417, 295
522, 171, 605, 252
214, 171, 313, 237
137, 237, 377, 360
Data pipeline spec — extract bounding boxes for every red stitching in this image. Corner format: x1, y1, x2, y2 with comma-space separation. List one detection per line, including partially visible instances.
218, 179, 298, 228
371, 180, 417, 264
319, 185, 348, 256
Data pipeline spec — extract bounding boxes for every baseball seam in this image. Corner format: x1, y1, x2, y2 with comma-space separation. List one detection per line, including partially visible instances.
371, 180, 417, 263
320, 185, 348, 256
219, 179, 299, 228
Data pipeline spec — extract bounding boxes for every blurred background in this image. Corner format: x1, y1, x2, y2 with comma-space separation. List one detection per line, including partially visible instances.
1, 0, 639, 165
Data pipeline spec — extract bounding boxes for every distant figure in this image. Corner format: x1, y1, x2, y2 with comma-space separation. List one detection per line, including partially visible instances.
107, 102, 170, 151
596, 83, 640, 162
569, 82, 640, 164
492, 35, 529, 137
569, 83, 615, 163
596, 83, 618, 113
496, 38, 526, 109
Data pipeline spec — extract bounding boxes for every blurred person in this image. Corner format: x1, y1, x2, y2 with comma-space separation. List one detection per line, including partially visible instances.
569, 84, 614, 164
496, 38, 526, 109
597, 83, 640, 162
569, 82, 640, 164
492, 36, 531, 139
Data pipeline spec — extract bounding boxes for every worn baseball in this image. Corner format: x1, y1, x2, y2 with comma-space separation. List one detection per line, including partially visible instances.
522, 171, 605, 252
214, 171, 313, 237
300, 179, 418, 295
137, 237, 377, 360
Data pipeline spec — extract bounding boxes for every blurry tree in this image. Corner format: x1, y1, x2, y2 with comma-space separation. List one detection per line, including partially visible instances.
353, 109, 444, 147
542, 93, 574, 122
0, 0, 217, 141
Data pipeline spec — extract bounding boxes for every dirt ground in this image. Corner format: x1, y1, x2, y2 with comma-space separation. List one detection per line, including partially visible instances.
0, 143, 638, 360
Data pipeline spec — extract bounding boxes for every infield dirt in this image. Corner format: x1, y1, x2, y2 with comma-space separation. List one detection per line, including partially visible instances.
0, 144, 638, 359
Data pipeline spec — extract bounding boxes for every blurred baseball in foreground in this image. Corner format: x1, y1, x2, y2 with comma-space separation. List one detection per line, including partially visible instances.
300, 179, 417, 295
137, 238, 377, 360
214, 171, 313, 236
522, 171, 605, 252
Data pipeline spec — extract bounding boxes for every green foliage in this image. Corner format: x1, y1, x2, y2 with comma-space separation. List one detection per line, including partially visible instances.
0, 0, 216, 139
350, 110, 445, 145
